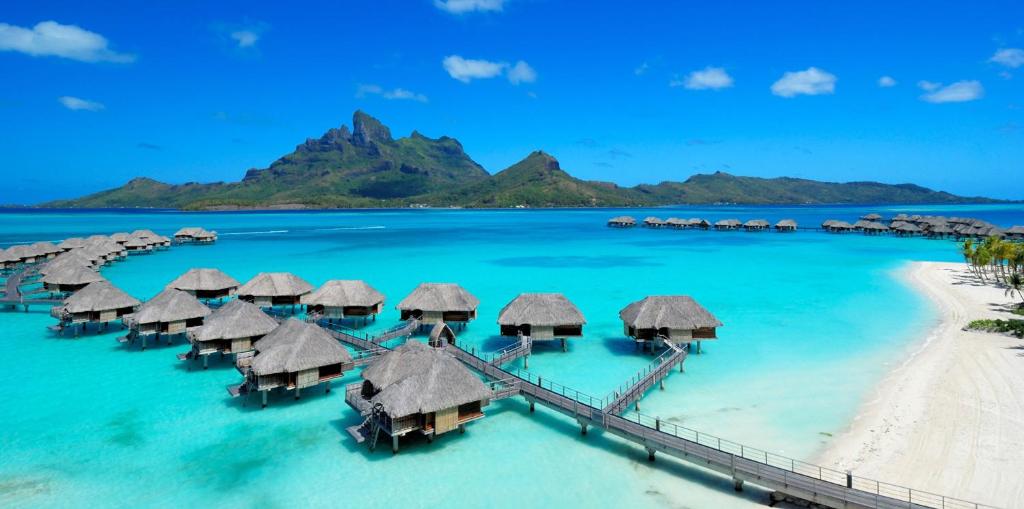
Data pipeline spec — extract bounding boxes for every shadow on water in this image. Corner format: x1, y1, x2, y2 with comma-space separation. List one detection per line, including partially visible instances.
171, 353, 237, 373
105, 410, 146, 448
220, 381, 339, 414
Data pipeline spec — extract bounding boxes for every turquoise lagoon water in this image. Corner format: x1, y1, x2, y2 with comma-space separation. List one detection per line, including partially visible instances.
2, 204, 1023, 509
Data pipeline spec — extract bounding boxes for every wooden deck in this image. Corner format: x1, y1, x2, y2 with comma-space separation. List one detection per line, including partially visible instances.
0, 267, 62, 308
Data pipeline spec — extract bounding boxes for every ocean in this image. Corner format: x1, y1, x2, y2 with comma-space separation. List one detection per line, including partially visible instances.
1, 204, 1022, 508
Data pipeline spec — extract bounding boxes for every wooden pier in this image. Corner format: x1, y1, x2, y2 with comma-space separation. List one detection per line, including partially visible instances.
1, 267, 62, 310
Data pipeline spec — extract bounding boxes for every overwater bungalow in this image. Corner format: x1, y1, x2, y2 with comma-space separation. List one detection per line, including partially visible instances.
166, 268, 240, 301
643, 217, 666, 228
51, 281, 140, 336
57, 237, 87, 252
124, 236, 153, 254
860, 213, 883, 222
926, 224, 954, 239
397, 283, 479, 328
194, 230, 217, 244
688, 218, 710, 230
619, 296, 722, 353
236, 272, 314, 310
6, 245, 39, 265
742, 219, 770, 231
664, 218, 687, 229
1006, 226, 1024, 240
303, 280, 385, 323
0, 248, 17, 271
607, 216, 636, 228
862, 222, 889, 234
41, 264, 104, 295
892, 223, 922, 236
774, 219, 797, 232
825, 221, 854, 233
714, 219, 741, 230
852, 219, 872, 231
110, 232, 130, 244
31, 242, 61, 260
234, 319, 353, 407
346, 340, 492, 453
174, 227, 204, 243
181, 299, 279, 368
122, 288, 211, 349
41, 251, 99, 275
497, 293, 584, 351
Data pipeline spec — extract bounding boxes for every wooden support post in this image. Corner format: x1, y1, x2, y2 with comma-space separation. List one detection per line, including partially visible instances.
580, 422, 588, 436
529, 400, 535, 413
141, 334, 146, 351
647, 448, 656, 462
523, 355, 529, 370
561, 338, 566, 352
295, 386, 301, 400
846, 470, 853, 488
733, 479, 744, 492
325, 383, 331, 394
203, 355, 208, 370
697, 341, 702, 354
392, 435, 399, 454
659, 379, 664, 390
655, 418, 661, 431
635, 401, 640, 412
459, 424, 465, 434
261, 390, 268, 408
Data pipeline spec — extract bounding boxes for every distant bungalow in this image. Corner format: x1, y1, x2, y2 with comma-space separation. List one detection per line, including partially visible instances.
182, 299, 279, 369
174, 227, 217, 244
892, 222, 922, 236
714, 219, 741, 230
823, 220, 854, 233
234, 319, 353, 407
619, 296, 722, 353
643, 217, 666, 228
41, 264, 104, 295
860, 213, 883, 222
607, 216, 636, 228
121, 288, 211, 349
742, 219, 770, 231
346, 340, 492, 453
1005, 225, 1024, 240
31, 242, 61, 261
236, 272, 314, 310
123, 235, 153, 254
6, 245, 39, 265
51, 281, 140, 336
303, 280, 385, 324
397, 283, 479, 329
774, 219, 797, 232
688, 218, 710, 230
57, 237, 87, 252
664, 217, 687, 229
166, 268, 240, 301
497, 293, 585, 351
110, 232, 130, 244
0, 249, 17, 271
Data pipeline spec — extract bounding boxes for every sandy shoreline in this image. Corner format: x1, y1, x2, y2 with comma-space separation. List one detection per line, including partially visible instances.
818, 261, 1024, 508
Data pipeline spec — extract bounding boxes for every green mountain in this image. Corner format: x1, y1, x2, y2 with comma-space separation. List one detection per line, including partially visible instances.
45, 111, 1002, 209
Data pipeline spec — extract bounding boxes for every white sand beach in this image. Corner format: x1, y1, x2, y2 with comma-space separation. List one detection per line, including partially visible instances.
820, 261, 1024, 508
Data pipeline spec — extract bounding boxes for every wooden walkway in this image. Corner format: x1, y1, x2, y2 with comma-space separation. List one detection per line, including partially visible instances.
438, 340, 992, 509
0, 267, 61, 308
602, 339, 686, 415
488, 335, 532, 366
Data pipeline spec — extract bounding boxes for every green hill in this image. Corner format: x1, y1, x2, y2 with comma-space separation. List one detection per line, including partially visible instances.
44, 111, 1002, 209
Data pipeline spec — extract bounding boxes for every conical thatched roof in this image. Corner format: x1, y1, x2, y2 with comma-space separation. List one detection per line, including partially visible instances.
62, 281, 140, 313
85, 235, 110, 243
192, 299, 279, 342
131, 229, 159, 239
302, 280, 385, 308
362, 341, 491, 417
619, 296, 722, 330
893, 223, 921, 232
664, 217, 686, 227
643, 216, 665, 224
852, 219, 873, 229
124, 236, 150, 248
397, 283, 479, 312
743, 219, 770, 228
715, 219, 740, 227
929, 224, 954, 234
166, 268, 240, 293
42, 264, 104, 286
775, 219, 797, 228
830, 221, 853, 229
39, 251, 94, 275
194, 229, 217, 239
58, 237, 87, 250
237, 272, 313, 298
860, 213, 883, 221
1006, 225, 1024, 235
31, 241, 61, 255
0, 248, 14, 264
131, 288, 210, 324
251, 319, 352, 375
607, 216, 636, 225
110, 232, 130, 243
497, 293, 585, 326
174, 227, 204, 237
864, 221, 889, 231
6, 244, 38, 260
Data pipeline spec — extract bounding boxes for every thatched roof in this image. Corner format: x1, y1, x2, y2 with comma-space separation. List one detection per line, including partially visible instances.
775, 219, 797, 228
893, 223, 921, 232
131, 288, 211, 324
251, 319, 352, 375
174, 227, 204, 237
0, 248, 14, 264
608, 216, 636, 224
743, 219, 770, 228
110, 232, 130, 243
852, 219, 872, 229
194, 229, 217, 239
41, 251, 95, 275
397, 283, 479, 313
664, 217, 686, 227
688, 218, 709, 226
928, 224, 954, 234
237, 272, 313, 297
58, 237, 87, 250
643, 216, 666, 225
497, 293, 585, 326
31, 242, 61, 255
166, 268, 240, 292
131, 229, 160, 239
860, 213, 883, 221
429, 322, 456, 344
42, 264, 104, 286
62, 281, 140, 313
362, 341, 491, 417
123, 236, 150, 248
864, 221, 889, 231
619, 296, 722, 330
715, 219, 740, 227
830, 221, 853, 229
1006, 225, 1024, 235
302, 280, 385, 308
6, 244, 38, 260
192, 299, 279, 342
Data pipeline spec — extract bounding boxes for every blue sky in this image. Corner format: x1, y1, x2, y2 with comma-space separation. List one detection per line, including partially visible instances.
1, 0, 1023, 203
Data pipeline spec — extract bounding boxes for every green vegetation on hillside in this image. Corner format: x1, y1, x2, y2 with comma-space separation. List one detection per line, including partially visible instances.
44, 111, 1004, 210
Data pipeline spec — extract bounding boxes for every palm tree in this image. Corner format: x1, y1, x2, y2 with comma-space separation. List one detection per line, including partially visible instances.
1005, 273, 1024, 308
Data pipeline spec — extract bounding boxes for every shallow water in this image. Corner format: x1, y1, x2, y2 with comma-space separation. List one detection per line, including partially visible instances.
1, 204, 1022, 508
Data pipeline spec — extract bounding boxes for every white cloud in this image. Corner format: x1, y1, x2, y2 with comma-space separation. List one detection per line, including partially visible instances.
356, 84, 428, 102
434, 0, 504, 14
990, 48, 1024, 68
230, 30, 259, 48
507, 60, 537, 85
770, 67, 836, 97
919, 80, 984, 103
443, 55, 537, 85
0, 21, 133, 63
878, 76, 897, 87
672, 66, 733, 90
634, 62, 649, 76
58, 96, 104, 111
442, 55, 506, 82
